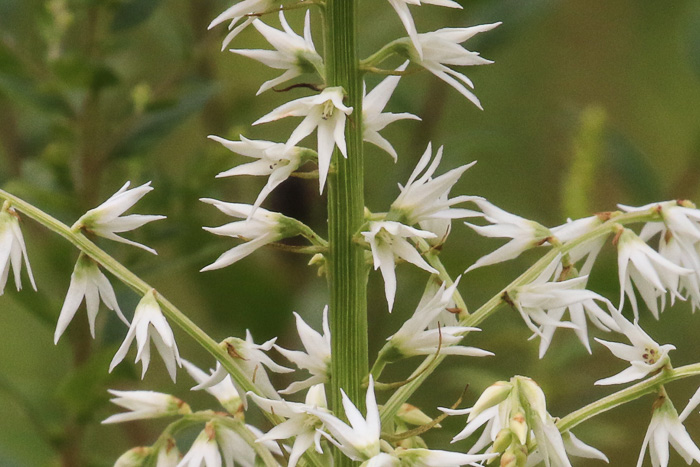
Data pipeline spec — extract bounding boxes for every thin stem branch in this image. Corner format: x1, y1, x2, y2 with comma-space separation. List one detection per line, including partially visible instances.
379, 209, 661, 426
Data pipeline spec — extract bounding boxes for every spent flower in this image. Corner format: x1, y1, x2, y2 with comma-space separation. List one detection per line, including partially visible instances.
109, 289, 182, 382
72, 181, 165, 255
54, 253, 128, 344
253, 86, 353, 192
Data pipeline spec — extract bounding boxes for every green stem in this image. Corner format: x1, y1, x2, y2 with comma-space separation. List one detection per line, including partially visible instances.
324, 1, 368, 465
378, 209, 660, 426
415, 238, 468, 315
557, 364, 700, 433
0, 190, 279, 421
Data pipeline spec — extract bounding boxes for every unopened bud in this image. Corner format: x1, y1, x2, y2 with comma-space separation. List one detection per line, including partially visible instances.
397, 403, 435, 427
468, 381, 513, 422
114, 446, 151, 467
492, 428, 513, 453
509, 411, 528, 445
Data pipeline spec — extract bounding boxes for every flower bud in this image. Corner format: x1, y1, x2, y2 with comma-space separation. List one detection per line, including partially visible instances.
509, 411, 528, 446
397, 403, 435, 427
114, 447, 151, 467
468, 381, 513, 422
492, 428, 513, 453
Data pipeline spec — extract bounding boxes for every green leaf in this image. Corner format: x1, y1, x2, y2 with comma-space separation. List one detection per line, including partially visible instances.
111, 0, 163, 31
112, 83, 217, 158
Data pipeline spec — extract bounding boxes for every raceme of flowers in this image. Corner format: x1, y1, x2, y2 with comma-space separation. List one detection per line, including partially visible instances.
2, 2, 700, 467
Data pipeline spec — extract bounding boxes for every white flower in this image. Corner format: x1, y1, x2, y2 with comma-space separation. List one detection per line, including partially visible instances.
361, 220, 438, 312
550, 215, 607, 276
275, 306, 331, 394
0, 203, 36, 294
636, 393, 700, 467
102, 390, 190, 424
386, 0, 462, 59
511, 257, 620, 357
362, 61, 420, 161
616, 228, 692, 319
394, 448, 497, 466
412, 24, 500, 109
465, 197, 552, 272
178, 422, 222, 467
200, 198, 296, 271
208, 0, 276, 50
309, 376, 381, 462
72, 181, 165, 255
594, 311, 675, 385
508, 258, 617, 357
390, 143, 478, 230
208, 136, 313, 212
115, 447, 151, 467
54, 253, 128, 344
109, 289, 182, 382
231, 11, 323, 95
156, 438, 181, 467
249, 384, 328, 467
182, 359, 243, 415
386, 279, 492, 359
253, 86, 353, 192
621, 201, 700, 311
192, 331, 292, 408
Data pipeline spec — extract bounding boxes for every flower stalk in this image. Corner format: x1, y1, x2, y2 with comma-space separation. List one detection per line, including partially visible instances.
324, 0, 369, 443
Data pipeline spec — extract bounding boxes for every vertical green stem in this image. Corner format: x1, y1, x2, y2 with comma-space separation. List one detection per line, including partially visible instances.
324, 0, 368, 446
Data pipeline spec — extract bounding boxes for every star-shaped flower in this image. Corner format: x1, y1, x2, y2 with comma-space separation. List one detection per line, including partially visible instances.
616, 228, 692, 319
308, 376, 382, 462
102, 390, 190, 424
54, 253, 128, 344
274, 306, 331, 394
0, 202, 36, 294
361, 220, 438, 311
253, 86, 353, 192
208, 0, 277, 50
390, 143, 478, 230
386, 279, 492, 359
411, 24, 500, 109
192, 331, 292, 408
231, 10, 324, 95
637, 391, 700, 467
465, 197, 552, 272
249, 384, 328, 467
362, 61, 420, 161
594, 311, 675, 386
72, 181, 165, 255
208, 136, 315, 212
200, 198, 297, 271
386, 0, 463, 59
109, 289, 182, 382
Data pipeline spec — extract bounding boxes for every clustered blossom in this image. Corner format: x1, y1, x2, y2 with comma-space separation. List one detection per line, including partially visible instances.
386, 279, 492, 359
0, 202, 36, 294
509, 257, 619, 357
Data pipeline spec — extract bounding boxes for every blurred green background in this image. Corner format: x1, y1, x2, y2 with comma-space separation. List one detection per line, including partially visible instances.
0, 0, 699, 465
